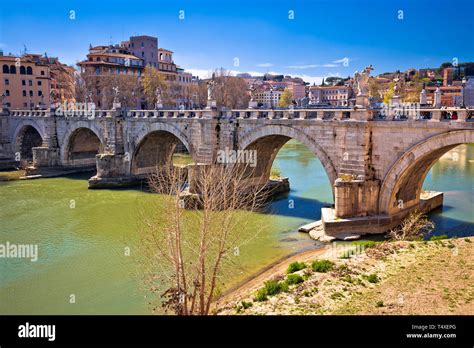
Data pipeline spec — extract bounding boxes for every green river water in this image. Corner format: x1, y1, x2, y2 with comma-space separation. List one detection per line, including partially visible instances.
0, 141, 473, 314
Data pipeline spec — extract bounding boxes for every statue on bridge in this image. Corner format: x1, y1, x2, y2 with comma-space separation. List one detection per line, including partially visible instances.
354, 64, 373, 96
248, 84, 258, 108
207, 79, 217, 101
155, 88, 163, 109
112, 86, 121, 109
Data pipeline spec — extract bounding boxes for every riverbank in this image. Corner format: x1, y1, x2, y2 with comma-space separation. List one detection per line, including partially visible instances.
217, 236, 474, 315
0, 169, 25, 181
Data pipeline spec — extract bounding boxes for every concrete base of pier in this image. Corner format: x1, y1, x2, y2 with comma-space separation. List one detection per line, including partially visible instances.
321, 191, 443, 238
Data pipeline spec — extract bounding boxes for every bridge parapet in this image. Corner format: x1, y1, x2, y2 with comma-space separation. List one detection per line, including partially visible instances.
5, 107, 473, 123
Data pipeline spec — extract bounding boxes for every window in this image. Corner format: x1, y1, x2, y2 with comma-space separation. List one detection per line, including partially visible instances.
20, 66, 26, 74
41, 70, 44, 76
2, 65, 9, 73
26, 66, 33, 75
38, 81, 42, 86
5, 89, 10, 96
141, 52, 144, 57
38, 90, 43, 96
141, 42, 144, 47
23, 103, 27, 107
29, 80, 32, 86
22, 90, 26, 96
4, 79, 9, 85
29, 90, 33, 97
10, 65, 16, 74
95, 67, 100, 75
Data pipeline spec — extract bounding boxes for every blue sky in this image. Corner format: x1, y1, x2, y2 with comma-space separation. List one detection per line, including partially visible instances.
1, 0, 473, 83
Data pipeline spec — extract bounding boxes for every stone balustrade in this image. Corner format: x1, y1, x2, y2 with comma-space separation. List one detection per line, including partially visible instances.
4, 107, 474, 123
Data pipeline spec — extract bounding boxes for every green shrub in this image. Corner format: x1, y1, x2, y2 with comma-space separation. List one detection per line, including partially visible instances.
430, 234, 449, 241
263, 280, 282, 296
241, 301, 252, 309
287, 261, 307, 274
254, 288, 268, 302
376, 300, 384, 307
286, 273, 304, 285
280, 281, 289, 293
311, 259, 335, 273
465, 238, 472, 243
367, 274, 379, 283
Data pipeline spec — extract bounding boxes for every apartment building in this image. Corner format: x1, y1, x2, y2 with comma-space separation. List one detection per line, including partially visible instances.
1, 54, 51, 109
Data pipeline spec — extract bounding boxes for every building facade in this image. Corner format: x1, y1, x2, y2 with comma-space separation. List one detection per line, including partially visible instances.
122, 35, 158, 69
309, 85, 352, 106
1, 54, 51, 109
254, 89, 283, 107
158, 48, 177, 81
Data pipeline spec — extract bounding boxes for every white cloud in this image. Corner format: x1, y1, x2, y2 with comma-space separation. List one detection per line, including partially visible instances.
185, 68, 324, 85
185, 68, 214, 79
333, 57, 350, 64
256, 63, 273, 67
291, 74, 324, 85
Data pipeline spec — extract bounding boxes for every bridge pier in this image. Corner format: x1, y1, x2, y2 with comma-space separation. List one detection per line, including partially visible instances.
334, 178, 380, 218
3, 106, 472, 237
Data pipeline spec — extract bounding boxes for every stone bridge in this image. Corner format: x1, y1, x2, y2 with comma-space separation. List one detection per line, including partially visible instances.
1, 106, 473, 236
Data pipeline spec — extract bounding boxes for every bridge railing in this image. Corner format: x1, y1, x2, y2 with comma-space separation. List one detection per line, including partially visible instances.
5, 107, 474, 123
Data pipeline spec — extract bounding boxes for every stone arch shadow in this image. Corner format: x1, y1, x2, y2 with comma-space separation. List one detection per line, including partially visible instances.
12, 121, 45, 161
60, 122, 106, 167
130, 122, 195, 176
238, 125, 337, 196
379, 130, 474, 215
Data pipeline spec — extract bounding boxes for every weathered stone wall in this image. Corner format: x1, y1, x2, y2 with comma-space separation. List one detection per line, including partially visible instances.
2, 108, 473, 230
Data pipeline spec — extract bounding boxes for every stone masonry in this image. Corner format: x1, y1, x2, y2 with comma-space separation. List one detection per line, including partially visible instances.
1, 106, 473, 236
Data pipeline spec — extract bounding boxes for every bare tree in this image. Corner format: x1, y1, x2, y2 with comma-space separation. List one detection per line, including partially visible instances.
138, 163, 269, 315
142, 67, 168, 107
388, 210, 435, 241
212, 68, 250, 108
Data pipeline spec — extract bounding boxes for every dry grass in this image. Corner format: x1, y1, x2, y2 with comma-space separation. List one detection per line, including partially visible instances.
218, 237, 474, 315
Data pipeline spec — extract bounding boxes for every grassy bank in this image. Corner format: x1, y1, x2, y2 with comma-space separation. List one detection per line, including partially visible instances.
0, 170, 25, 181
218, 237, 474, 315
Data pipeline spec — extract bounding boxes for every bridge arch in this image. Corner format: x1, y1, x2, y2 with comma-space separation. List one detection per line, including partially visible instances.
13, 121, 45, 161
379, 130, 474, 215
131, 122, 194, 176
238, 125, 337, 191
62, 123, 105, 167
